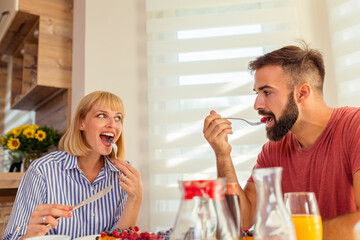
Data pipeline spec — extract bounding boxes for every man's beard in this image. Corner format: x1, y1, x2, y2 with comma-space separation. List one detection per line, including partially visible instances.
259, 91, 299, 142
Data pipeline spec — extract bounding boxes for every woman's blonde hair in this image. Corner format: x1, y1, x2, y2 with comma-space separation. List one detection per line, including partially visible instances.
59, 91, 126, 160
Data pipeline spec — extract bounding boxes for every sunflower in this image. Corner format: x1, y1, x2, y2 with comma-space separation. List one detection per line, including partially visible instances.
35, 130, 46, 141
11, 127, 23, 137
7, 137, 20, 150
23, 127, 36, 138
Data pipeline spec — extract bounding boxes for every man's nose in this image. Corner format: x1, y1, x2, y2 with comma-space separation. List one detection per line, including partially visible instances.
254, 95, 264, 111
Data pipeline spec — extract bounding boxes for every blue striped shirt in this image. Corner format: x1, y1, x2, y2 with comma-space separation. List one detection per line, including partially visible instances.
3, 151, 128, 240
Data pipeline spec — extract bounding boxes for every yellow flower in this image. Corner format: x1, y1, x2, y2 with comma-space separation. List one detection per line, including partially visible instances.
23, 127, 35, 138
35, 130, 46, 141
7, 137, 20, 150
11, 127, 22, 137
0, 137, 5, 145
29, 124, 39, 130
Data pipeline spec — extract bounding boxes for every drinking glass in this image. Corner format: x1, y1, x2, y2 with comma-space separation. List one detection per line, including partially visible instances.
284, 192, 322, 240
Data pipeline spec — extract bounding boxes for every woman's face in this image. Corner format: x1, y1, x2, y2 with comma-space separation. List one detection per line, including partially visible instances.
79, 102, 123, 156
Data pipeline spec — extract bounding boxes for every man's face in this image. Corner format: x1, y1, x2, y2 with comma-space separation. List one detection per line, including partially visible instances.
253, 65, 299, 142
260, 91, 299, 141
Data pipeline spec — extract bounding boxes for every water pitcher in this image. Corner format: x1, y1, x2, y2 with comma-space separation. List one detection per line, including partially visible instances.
252, 167, 297, 240
170, 179, 238, 240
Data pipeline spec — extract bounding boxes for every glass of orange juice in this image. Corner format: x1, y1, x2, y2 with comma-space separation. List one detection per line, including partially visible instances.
284, 192, 322, 240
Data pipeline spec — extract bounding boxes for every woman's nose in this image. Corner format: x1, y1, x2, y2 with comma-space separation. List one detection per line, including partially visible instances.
106, 118, 116, 127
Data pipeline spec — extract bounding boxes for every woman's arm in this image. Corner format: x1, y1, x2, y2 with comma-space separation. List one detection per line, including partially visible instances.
113, 160, 143, 229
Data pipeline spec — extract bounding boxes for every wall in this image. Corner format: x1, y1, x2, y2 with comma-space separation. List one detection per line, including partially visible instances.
72, 0, 149, 229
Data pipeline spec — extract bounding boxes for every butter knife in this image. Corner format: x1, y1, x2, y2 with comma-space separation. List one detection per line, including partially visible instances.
72, 185, 113, 211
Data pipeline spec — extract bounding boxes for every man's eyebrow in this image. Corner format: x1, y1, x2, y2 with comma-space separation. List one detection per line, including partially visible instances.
253, 85, 275, 92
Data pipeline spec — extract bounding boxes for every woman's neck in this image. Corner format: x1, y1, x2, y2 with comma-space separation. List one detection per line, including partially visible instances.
77, 152, 105, 183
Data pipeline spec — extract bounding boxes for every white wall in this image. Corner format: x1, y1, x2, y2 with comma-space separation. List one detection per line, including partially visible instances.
72, 0, 149, 229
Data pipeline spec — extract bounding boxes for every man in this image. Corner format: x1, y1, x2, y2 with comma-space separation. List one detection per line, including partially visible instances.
203, 43, 360, 240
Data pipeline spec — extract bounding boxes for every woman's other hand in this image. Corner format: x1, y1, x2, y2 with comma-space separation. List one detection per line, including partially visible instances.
113, 160, 143, 203
23, 204, 72, 238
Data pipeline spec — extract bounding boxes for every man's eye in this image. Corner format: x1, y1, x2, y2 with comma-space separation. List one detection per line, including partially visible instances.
264, 91, 271, 95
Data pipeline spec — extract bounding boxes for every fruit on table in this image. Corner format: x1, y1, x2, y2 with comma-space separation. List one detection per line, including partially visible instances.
97, 226, 172, 240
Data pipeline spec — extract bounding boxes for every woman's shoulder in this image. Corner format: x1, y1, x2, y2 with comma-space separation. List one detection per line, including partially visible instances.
29, 151, 74, 169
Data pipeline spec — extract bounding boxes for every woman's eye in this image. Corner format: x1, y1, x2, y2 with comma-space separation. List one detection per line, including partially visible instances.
115, 116, 122, 122
97, 113, 105, 118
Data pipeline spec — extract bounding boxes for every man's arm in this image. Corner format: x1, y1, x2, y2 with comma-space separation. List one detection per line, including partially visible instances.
322, 170, 360, 240
203, 110, 257, 228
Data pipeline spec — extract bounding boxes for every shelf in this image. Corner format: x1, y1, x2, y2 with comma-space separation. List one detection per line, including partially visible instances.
0, 172, 24, 190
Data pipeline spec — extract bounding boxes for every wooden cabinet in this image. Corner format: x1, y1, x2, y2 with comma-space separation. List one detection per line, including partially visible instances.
0, 0, 72, 130
0, 172, 24, 237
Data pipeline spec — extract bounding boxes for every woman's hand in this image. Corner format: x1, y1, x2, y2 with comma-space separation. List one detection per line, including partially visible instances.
203, 110, 233, 157
113, 160, 143, 203
22, 204, 72, 238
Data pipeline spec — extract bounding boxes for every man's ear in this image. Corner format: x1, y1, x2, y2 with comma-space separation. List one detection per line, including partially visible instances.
296, 83, 311, 103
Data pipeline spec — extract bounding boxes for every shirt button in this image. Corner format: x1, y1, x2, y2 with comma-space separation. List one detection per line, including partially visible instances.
16, 226, 21, 231
91, 212, 95, 217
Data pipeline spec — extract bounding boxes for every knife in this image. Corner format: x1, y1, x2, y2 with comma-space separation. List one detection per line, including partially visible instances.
72, 185, 113, 211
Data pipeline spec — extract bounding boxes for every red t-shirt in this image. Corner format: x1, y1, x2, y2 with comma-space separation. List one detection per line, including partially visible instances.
248, 107, 360, 219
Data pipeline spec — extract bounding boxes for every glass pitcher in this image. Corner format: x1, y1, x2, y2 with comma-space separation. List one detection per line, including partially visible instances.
170, 179, 238, 240
252, 167, 297, 240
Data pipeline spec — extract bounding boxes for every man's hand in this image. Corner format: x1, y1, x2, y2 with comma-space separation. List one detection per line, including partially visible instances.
203, 110, 233, 158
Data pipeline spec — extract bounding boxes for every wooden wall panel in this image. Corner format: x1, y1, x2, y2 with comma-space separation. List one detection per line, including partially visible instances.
0, 67, 7, 134
35, 89, 69, 133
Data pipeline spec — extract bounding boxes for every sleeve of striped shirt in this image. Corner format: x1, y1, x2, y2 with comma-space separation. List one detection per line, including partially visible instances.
3, 166, 47, 240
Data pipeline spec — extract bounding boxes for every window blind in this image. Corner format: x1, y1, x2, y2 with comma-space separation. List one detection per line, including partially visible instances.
327, 0, 360, 106
146, 0, 299, 230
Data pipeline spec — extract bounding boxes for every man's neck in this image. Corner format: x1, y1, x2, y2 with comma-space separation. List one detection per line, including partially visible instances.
291, 104, 334, 149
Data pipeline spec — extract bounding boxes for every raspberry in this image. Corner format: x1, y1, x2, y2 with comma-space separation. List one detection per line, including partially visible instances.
100, 232, 107, 238
134, 226, 140, 232
112, 230, 120, 238
260, 117, 267, 123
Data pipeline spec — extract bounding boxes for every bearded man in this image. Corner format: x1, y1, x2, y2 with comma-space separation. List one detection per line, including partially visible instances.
203, 43, 360, 240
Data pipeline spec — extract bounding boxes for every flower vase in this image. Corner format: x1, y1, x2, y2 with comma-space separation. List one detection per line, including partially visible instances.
23, 151, 42, 171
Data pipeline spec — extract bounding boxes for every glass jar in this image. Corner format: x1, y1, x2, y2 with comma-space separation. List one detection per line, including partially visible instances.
252, 167, 296, 240
170, 179, 238, 240
225, 182, 241, 238
23, 150, 42, 171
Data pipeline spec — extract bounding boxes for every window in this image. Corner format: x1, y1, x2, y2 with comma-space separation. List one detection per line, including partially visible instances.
327, 0, 360, 106
146, 0, 298, 230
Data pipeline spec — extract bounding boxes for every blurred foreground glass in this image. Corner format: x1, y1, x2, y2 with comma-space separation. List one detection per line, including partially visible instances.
252, 167, 296, 240
170, 178, 238, 240
284, 192, 322, 240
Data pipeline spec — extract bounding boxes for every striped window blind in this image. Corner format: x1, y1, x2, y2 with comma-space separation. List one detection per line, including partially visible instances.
327, 0, 360, 106
146, 0, 301, 231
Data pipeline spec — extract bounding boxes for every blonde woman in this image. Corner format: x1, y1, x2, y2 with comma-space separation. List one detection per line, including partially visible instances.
4, 91, 143, 240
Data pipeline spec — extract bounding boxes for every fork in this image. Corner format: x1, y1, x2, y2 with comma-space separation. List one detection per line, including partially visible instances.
111, 142, 118, 159
107, 138, 118, 160
223, 117, 264, 126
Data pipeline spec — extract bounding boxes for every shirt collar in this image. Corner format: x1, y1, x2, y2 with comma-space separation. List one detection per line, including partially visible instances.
62, 153, 120, 173
104, 156, 121, 173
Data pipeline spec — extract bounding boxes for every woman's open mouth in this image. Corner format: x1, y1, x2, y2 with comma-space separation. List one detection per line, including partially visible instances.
100, 132, 114, 146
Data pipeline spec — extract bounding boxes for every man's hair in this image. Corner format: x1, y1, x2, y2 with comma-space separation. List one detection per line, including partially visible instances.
59, 91, 126, 159
248, 42, 325, 93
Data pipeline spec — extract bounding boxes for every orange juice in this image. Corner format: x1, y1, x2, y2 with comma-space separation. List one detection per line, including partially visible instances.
292, 214, 322, 240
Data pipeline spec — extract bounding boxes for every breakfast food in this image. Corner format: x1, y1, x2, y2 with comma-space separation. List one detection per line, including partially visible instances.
96, 226, 172, 240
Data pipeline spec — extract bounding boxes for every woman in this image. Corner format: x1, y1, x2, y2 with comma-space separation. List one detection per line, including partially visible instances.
3, 91, 143, 240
